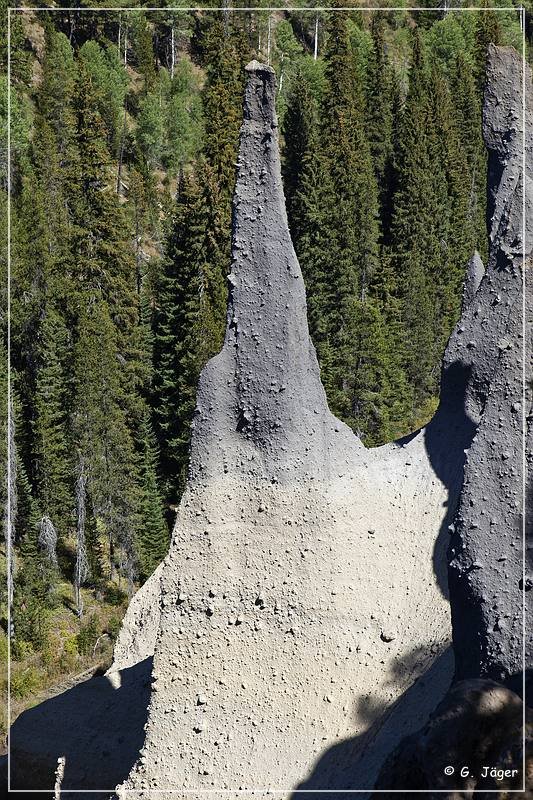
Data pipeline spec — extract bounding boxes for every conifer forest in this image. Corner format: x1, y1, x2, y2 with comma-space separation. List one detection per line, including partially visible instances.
0, 1, 530, 747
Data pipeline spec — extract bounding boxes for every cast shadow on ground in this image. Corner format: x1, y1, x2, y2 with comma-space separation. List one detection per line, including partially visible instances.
290, 646, 454, 799
9, 656, 152, 795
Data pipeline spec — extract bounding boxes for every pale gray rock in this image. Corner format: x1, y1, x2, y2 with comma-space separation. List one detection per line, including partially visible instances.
461, 250, 485, 310
11, 49, 529, 796
114, 62, 459, 798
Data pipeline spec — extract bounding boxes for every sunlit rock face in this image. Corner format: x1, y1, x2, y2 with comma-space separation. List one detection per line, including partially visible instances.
115, 62, 459, 798
113, 48, 530, 797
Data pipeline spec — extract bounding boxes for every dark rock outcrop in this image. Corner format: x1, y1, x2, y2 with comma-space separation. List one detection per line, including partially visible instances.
372, 679, 533, 798
372, 43, 532, 796
447, 44, 532, 689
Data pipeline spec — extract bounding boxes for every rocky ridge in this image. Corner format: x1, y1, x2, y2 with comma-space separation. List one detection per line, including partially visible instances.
113, 59, 488, 797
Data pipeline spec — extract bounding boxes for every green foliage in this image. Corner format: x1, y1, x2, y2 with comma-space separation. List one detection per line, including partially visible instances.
153, 165, 227, 504
106, 615, 122, 640
164, 61, 204, 175
76, 616, 99, 656
425, 15, 471, 75
133, 13, 157, 90
11, 638, 34, 662
11, 666, 44, 700
136, 413, 169, 580
104, 583, 128, 606
136, 88, 165, 168
33, 309, 73, 540
73, 301, 141, 579
78, 40, 129, 153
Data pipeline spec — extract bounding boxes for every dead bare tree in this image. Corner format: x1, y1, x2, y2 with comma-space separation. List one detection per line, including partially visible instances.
38, 515, 58, 567
5, 393, 17, 629
74, 457, 90, 618
54, 756, 66, 799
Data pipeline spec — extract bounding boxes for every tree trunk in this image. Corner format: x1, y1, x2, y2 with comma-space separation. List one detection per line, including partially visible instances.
170, 24, 175, 79
116, 107, 127, 195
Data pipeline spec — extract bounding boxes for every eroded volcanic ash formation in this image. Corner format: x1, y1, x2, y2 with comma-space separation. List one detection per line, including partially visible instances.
447, 44, 532, 690
372, 44, 532, 797
10, 48, 528, 796
113, 60, 488, 797
111, 62, 458, 795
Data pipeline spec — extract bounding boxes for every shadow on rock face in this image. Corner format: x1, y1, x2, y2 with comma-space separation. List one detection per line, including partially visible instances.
290, 647, 454, 799
371, 678, 533, 799
425, 362, 478, 601
10, 657, 152, 794
395, 361, 478, 602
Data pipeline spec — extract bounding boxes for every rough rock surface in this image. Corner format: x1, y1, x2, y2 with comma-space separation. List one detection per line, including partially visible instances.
10, 50, 528, 795
371, 679, 533, 798
372, 44, 532, 796
461, 250, 485, 310
113, 62, 468, 797
107, 562, 163, 679
447, 45, 532, 688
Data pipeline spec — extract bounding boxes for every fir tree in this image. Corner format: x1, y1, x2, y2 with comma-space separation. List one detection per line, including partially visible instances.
319, 12, 384, 436
389, 32, 445, 412
134, 14, 157, 91
165, 60, 204, 176
136, 412, 169, 580
282, 75, 336, 398
429, 65, 473, 352
474, 9, 502, 90
38, 29, 78, 163
451, 52, 488, 260
33, 308, 73, 541
136, 88, 165, 169
365, 12, 395, 239
282, 68, 321, 227
78, 40, 129, 156
72, 302, 140, 581
200, 12, 250, 223
152, 165, 226, 506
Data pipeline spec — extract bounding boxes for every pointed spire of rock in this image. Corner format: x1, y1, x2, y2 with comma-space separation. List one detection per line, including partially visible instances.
189, 58, 359, 487
447, 44, 532, 690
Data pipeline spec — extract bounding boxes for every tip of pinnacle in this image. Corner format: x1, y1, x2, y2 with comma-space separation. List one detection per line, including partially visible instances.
245, 59, 274, 75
